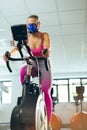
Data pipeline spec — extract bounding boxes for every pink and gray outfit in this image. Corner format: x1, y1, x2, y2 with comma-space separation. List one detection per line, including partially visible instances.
20, 43, 52, 121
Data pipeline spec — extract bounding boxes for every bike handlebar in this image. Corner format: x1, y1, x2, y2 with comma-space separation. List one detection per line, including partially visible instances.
5, 51, 24, 72
5, 48, 48, 73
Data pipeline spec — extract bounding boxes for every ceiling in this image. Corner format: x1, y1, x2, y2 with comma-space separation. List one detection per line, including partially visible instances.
0, 0, 87, 76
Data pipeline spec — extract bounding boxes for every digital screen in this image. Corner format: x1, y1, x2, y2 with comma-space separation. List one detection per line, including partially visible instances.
11, 24, 27, 41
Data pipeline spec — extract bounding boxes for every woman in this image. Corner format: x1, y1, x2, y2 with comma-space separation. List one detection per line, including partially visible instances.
3, 15, 52, 129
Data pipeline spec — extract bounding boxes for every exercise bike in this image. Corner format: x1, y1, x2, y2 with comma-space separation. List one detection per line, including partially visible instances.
5, 24, 49, 130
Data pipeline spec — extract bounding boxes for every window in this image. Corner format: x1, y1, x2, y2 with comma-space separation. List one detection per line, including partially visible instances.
0, 81, 12, 104
52, 80, 58, 97
53, 78, 87, 103
58, 79, 68, 102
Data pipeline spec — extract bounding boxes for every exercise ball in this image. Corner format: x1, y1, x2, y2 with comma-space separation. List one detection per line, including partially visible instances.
51, 112, 62, 130
71, 111, 87, 130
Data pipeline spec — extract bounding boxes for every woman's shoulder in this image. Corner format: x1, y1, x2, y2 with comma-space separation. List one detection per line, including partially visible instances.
40, 31, 49, 35
39, 32, 49, 39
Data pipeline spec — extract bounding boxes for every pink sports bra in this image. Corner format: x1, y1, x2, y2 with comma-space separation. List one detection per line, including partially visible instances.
30, 43, 44, 57
30, 34, 44, 57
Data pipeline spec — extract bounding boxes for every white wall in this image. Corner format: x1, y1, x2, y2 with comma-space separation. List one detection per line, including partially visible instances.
53, 72, 87, 79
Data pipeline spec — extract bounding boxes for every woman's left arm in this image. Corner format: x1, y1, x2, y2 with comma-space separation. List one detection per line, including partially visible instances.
42, 32, 51, 58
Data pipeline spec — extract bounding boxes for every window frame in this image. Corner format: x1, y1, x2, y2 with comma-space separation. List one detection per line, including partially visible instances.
53, 77, 87, 103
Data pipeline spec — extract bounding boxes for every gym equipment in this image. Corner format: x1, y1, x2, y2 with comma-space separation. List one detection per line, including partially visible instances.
71, 86, 87, 130
27, 23, 38, 33
50, 112, 61, 130
5, 24, 49, 130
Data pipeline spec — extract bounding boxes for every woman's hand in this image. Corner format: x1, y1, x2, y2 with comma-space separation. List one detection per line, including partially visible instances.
3, 54, 9, 61
42, 49, 50, 58
3, 51, 10, 61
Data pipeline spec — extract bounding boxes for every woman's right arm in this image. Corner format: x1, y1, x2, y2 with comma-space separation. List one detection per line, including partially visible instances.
3, 46, 18, 61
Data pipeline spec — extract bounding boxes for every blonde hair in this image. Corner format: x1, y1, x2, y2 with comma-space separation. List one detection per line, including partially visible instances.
27, 15, 39, 20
